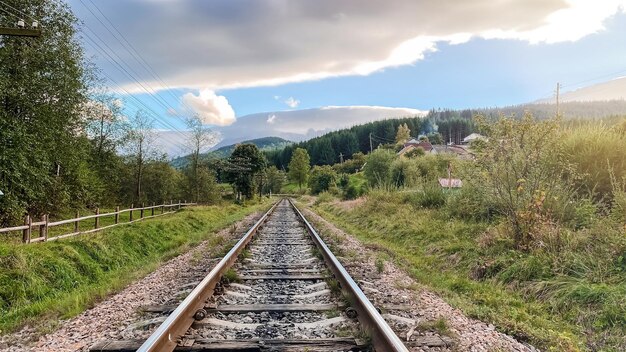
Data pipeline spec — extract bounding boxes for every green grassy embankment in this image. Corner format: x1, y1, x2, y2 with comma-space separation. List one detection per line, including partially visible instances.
0, 199, 271, 334
309, 194, 626, 352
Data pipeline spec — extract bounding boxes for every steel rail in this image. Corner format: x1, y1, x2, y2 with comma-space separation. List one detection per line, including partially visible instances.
137, 200, 280, 352
289, 199, 410, 352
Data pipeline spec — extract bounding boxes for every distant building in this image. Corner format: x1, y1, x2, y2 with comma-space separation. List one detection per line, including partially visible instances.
397, 138, 433, 156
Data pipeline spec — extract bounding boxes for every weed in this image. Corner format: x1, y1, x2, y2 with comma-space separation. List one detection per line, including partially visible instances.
417, 318, 450, 336
375, 257, 385, 273
222, 269, 241, 284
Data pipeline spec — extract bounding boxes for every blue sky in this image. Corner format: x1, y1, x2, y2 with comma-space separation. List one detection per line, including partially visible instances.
215, 12, 626, 116
69, 0, 626, 137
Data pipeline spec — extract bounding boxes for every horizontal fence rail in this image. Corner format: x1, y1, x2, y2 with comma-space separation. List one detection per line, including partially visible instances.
0, 201, 196, 244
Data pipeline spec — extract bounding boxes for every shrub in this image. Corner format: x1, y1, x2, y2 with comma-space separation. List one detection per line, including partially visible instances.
363, 149, 396, 188
561, 122, 626, 201
471, 114, 577, 250
309, 165, 338, 195
402, 184, 447, 208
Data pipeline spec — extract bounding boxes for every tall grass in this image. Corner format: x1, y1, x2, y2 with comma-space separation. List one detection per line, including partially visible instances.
0, 201, 269, 333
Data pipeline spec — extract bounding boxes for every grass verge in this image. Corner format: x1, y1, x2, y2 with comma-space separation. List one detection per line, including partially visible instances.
308, 198, 604, 351
0, 199, 270, 334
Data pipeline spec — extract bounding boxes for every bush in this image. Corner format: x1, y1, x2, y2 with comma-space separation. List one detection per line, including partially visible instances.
402, 184, 447, 208
309, 165, 338, 195
390, 158, 420, 188
471, 114, 577, 250
445, 185, 494, 221
561, 122, 626, 201
364, 149, 396, 188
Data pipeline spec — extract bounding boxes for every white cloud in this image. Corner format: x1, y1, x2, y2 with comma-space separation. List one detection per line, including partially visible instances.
284, 97, 300, 108
181, 89, 236, 126
267, 114, 276, 124
86, 0, 626, 92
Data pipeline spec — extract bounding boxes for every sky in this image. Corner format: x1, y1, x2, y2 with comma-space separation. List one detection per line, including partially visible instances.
65, 0, 626, 153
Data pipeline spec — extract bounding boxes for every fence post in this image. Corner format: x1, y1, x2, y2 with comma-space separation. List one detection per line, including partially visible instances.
39, 215, 46, 240
151, 202, 155, 216
95, 208, 100, 229
129, 204, 134, 222
22, 215, 31, 243
74, 211, 79, 233
161, 203, 164, 214
178, 200, 181, 210
43, 214, 48, 241
140, 203, 145, 219
115, 206, 120, 224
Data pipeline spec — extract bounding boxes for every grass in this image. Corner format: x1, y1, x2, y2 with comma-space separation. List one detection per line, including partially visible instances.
308, 194, 626, 351
0, 199, 271, 335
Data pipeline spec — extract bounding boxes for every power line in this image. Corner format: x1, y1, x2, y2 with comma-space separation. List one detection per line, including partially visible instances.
0, 0, 39, 22
83, 0, 197, 116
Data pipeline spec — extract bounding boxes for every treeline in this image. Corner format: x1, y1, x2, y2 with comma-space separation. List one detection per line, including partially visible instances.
0, 1, 221, 226
266, 117, 425, 168
265, 111, 478, 168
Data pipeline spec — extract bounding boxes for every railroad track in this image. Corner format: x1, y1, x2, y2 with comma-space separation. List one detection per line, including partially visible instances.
91, 199, 408, 352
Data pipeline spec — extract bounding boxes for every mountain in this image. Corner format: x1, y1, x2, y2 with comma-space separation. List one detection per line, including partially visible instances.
537, 77, 626, 103
154, 105, 425, 157
212, 106, 426, 147
170, 136, 292, 168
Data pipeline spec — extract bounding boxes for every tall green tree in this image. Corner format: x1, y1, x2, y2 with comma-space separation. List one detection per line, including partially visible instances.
0, 0, 94, 224
124, 111, 157, 203
225, 144, 266, 199
183, 115, 216, 202
288, 148, 310, 188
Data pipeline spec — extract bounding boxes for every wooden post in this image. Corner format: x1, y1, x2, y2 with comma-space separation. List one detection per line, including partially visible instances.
74, 211, 80, 233
39, 214, 46, 239
161, 204, 164, 214
95, 208, 100, 229
22, 215, 31, 243
129, 204, 133, 222
151, 202, 155, 216
178, 200, 181, 210
115, 206, 120, 224
140, 203, 144, 219
42, 214, 48, 241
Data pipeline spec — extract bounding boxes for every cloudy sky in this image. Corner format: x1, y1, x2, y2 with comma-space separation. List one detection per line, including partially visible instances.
67, 0, 626, 152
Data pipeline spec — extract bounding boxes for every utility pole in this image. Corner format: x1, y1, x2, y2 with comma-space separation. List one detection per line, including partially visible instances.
0, 20, 41, 38
339, 152, 344, 164
555, 82, 561, 118
0, 27, 41, 37
369, 133, 373, 153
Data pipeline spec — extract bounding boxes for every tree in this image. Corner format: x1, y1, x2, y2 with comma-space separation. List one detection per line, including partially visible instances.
0, 0, 95, 223
263, 166, 285, 194
363, 149, 396, 188
288, 148, 310, 188
184, 115, 216, 202
124, 111, 157, 203
309, 166, 338, 194
395, 123, 411, 145
225, 144, 266, 199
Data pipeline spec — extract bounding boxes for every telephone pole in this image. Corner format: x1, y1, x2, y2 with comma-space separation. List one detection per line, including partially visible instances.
0, 27, 41, 37
0, 19, 41, 38
369, 133, 373, 153
339, 152, 344, 164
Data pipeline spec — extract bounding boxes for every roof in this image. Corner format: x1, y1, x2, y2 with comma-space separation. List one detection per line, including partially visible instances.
462, 133, 485, 143
438, 178, 463, 188
403, 140, 433, 151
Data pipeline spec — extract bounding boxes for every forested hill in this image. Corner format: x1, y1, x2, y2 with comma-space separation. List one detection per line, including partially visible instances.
264, 100, 626, 169
171, 136, 291, 168
265, 116, 430, 169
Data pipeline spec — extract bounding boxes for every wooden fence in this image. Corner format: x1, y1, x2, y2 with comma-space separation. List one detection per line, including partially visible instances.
0, 201, 196, 244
